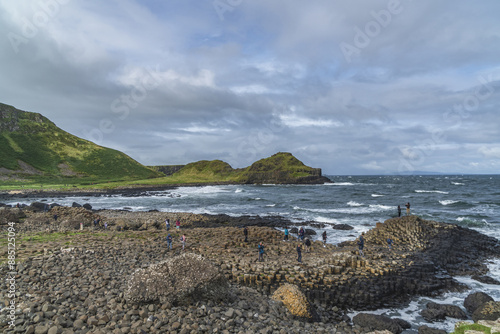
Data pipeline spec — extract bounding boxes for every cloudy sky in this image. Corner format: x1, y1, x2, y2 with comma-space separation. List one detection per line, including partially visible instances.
1, 0, 499, 175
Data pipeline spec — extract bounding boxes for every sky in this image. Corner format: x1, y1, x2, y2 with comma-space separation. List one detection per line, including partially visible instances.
1, 0, 499, 175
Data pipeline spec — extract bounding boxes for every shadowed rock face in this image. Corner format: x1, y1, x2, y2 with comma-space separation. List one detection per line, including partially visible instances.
125, 253, 232, 306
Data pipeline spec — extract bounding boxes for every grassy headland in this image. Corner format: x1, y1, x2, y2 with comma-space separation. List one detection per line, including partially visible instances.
0, 103, 329, 191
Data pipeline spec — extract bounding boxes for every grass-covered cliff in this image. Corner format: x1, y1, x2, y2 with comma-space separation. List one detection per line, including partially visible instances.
0, 103, 161, 184
163, 152, 330, 185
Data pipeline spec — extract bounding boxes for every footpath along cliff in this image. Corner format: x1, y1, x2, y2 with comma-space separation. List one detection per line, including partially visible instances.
1, 205, 499, 333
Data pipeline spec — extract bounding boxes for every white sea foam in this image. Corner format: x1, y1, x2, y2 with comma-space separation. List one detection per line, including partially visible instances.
415, 190, 449, 194
439, 200, 459, 205
371, 194, 384, 197
265, 204, 276, 207
296, 204, 392, 215
452, 182, 465, 185
329, 182, 355, 186
235, 188, 243, 193
347, 201, 363, 207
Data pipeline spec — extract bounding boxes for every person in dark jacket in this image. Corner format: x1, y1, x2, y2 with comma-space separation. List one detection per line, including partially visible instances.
297, 243, 302, 263
166, 234, 173, 250
244, 226, 248, 242
357, 232, 365, 257
304, 238, 311, 253
258, 242, 265, 262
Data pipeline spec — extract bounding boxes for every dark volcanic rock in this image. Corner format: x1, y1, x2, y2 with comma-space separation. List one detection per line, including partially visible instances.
418, 325, 447, 334
464, 292, 494, 314
332, 224, 354, 230
472, 301, 500, 322
305, 228, 316, 236
82, 203, 92, 210
125, 253, 232, 305
471, 275, 500, 285
0, 207, 26, 224
28, 201, 50, 212
352, 313, 403, 334
420, 302, 467, 322
71, 202, 82, 208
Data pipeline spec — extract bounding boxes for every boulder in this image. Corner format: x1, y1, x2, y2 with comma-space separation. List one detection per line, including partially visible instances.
332, 224, 354, 230
82, 203, 92, 210
417, 325, 447, 334
352, 313, 403, 334
472, 301, 500, 322
28, 202, 50, 212
125, 253, 231, 306
305, 228, 316, 236
420, 302, 467, 322
471, 275, 500, 285
271, 284, 318, 321
0, 207, 26, 224
71, 202, 82, 208
464, 292, 494, 314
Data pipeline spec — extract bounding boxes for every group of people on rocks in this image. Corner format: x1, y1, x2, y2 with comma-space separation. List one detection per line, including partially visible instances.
253, 226, 331, 263
164, 218, 186, 251
397, 202, 411, 217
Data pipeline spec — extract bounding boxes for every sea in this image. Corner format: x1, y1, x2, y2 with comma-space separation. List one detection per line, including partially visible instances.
5, 174, 500, 333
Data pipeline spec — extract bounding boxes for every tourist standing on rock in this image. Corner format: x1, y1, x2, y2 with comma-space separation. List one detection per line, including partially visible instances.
297, 243, 302, 263
166, 234, 173, 250
405, 202, 411, 215
299, 227, 305, 241
244, 226, 248, 242
165, 219, 170, 231
387, 237, 393, 251
53, 214, 58, 221
284, 227, 289, 241
104, 222, 108, 230
398, 205, 402, 217
304, 238, 311, 253
175, 220, 181, 230
180, 234, 186, 250
322, 231, 327, 247
357, 232, 365, 257
258, 242, 265, 262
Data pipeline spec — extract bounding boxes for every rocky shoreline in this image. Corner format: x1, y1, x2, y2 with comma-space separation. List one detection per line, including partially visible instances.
1, 204, 500, 333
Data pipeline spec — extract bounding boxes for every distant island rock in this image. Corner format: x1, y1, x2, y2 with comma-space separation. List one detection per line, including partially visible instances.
154, 152, 331, 185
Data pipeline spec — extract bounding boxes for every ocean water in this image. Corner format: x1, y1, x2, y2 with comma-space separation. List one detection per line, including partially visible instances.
5, 175, 500, 332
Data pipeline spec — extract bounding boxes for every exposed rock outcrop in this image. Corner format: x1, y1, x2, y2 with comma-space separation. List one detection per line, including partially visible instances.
472, 301, 500, 322
352, 313, 405, 334
125, 253, 232, 306
420, 302, 467, 322
464, 292, 494, 314
271, 284, 317, 321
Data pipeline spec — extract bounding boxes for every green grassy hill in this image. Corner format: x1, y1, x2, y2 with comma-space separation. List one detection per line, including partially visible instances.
0, 103, 161, 184
168, 152, 330, 184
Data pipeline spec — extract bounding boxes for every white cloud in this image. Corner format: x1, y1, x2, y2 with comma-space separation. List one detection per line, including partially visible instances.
479, 146, 500, 159
279, 114, 342, 128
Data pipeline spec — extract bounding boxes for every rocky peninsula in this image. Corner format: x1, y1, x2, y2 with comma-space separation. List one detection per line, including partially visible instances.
1, 204, 500, 333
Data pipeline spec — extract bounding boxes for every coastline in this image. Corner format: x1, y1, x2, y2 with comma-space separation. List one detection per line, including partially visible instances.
1, 204, 499, 333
